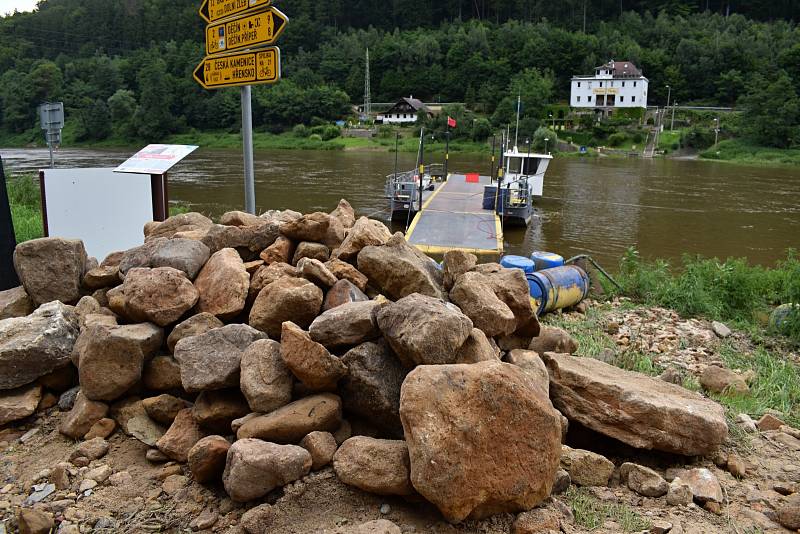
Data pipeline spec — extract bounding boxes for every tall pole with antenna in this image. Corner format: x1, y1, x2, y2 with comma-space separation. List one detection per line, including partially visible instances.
514, 94, 521, 150
363, 48, 371, 123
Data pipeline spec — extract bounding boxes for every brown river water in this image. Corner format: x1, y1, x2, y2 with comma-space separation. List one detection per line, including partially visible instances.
1, 147, 798, 269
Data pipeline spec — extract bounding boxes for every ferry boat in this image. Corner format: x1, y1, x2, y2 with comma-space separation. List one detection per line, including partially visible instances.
385, 164, 445, 222
489, 145, 553, 226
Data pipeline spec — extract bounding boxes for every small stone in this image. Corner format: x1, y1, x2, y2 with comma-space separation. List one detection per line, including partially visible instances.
189, 508, 219, 531
552, 469, 571, 495
143, 394, 191, 425
736, 413, 758, 433
711, 321, 732, 338
16, 508, 54, 534
188, 435, 231, 484
757, 413, 786, 431
83, 418, 116, 440
156, 409, 206, 463
727, 454, 747, 478
223, 439, 312, 502
156, 465, 184, 481
677, 468, 723, 504
71, 437, 109, 462
24, 483, 55, 505
299, 431, 338, 470
667, 477, 693, 506
84, 464, 112, 484
146, 449, 170, 463
380, 504, 391, 515
162, 474, 189, 495
620, 462, 668, 498
704, 500, 722, 515
650, 520, 673, 534
78, 479, 97, 492
167, 313, 224, 353
348, 520, 401, 534
777, 493, 800, 530
51, 465, 70, 490
240, 504, 276, 534
560, 446, 614, 487
108, 471, 133, 486
512, 507, 562, 534
700, 365, 749, 396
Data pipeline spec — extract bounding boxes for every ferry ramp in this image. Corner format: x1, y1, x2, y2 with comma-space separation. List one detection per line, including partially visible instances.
406, 173, 503, 256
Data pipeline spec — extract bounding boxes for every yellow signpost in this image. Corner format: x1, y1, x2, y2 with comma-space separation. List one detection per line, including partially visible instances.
193, 47, 280, 90
199, 0, 271, 24
205, 7, 288, 56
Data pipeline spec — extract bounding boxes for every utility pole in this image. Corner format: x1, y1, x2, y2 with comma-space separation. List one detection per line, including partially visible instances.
671, 101, 677, 131
241, 86, 256, 215
363, 48, 371, 123
714, 117, 720, 147
583, 0, 587, 33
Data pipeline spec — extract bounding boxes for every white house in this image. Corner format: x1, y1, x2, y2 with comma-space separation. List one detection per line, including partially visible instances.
570, 60, 648, 113
376, 97, 432, 125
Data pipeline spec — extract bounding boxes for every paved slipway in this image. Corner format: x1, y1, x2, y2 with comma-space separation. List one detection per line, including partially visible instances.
0, 203, 799, 534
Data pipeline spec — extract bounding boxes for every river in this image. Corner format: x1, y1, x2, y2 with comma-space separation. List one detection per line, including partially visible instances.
1, 146, 798, 269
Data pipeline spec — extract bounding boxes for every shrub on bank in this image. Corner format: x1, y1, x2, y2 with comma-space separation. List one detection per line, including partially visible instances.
613, 248, 800, 342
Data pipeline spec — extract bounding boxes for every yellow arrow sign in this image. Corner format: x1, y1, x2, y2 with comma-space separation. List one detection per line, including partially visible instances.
206, 7, 288, 56
199, 0, 271, 24
193, 47, 281, 90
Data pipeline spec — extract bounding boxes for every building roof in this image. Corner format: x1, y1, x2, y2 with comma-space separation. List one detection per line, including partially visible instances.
401, 97, 428, 111
596, 60, 643, 77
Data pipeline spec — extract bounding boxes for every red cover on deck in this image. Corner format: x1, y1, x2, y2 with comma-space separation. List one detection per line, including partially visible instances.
465, 173, 480, 183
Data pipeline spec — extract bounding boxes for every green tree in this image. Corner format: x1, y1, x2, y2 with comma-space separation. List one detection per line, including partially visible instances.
134, 59, 175, 141
738, 72, 800, 148
108, 89, 137, 138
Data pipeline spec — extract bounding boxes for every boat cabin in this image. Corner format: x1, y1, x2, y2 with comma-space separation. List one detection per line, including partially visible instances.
502, 147, 553, 197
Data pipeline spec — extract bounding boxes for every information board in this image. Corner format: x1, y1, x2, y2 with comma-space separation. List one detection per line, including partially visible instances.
114, 145, 199, 175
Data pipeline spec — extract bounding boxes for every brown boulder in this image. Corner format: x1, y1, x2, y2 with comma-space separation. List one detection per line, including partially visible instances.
223, 439, 312, 502
357, 234, 445, 300
0, 384, 42, 426
237, 393, 342, 443
450, 271, 516, 337
333, 437, 414, 496
299, 431, 338, 470
543, 353, 728, 456
281, 212, 333, 242
146, 212, 214, 241
0, 286, 34, 319
442, 250, 478, 291
142, 355, 183, 391
454, 328, 499, 364
292, 241, 330, 265
529, 326, 578, 355
248, 262, 298, 302
167, 313, 224, 353
221, 211, 264, 227
174, 324, 267, 393
122, 267, 199, 327
322, 279, 370, 311
59, 392, 109, 439
400, 361, 562, 522
199, 221, 280, 256
240, 339, 293, 413
149, 238, 211, 280
193, 389, 250, 434
474, 264, 540, 337
156, 408, 206, 462
325, 259, 369, 292
334, 217, 392, 262
777, 493, 800, 530
188, 435, 231, 484
506, 349, 549, 396
249, 277, 323, 338
700, 365, 750, 396
17, 508, 54, 534
330, 199, 356, 229
309, 301, 382, 348
83, 265, 121, 289
13, 237, 87, 306
194, 248, 250, 320
297, 258, 338, 288
260, 236, 295, 265
376, 293, 472, 367
142, 394, 191, 425
281, 322, 347, 391
76, 325, 145, 402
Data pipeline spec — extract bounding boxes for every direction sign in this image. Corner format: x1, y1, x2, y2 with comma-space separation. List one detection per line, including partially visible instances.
206, 7, 288, 56
199, 0, 271, 24
193, 47, 281, 90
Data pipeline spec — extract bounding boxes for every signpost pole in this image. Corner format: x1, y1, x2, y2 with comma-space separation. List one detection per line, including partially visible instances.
241, 85, 256, 215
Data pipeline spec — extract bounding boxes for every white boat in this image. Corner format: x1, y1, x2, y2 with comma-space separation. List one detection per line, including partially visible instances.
489, 146, 553, 226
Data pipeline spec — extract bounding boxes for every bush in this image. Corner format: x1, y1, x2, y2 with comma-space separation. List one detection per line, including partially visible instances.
681, 126, 715, 150
308, 134, 323, 141
378, 125, 395, 139
632, 131, 644, 144
532, 127, 557, 152
310, 125, 341, 141
292, 124, 310, 138
608, 132, 628, 147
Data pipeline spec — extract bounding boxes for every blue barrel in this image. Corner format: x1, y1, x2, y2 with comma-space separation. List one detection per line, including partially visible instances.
500, 255, 536, 274
526, 265, 590, 315
530, 251, 565, 271
482, 186, 498, 210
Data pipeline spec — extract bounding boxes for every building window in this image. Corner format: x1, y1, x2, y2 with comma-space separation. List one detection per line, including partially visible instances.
622, 81, 626, 87
577, 96, 581, 102
619, 96, 624, 102
632, 96, 636, 102
577, 82, 581, 88
634, 81, 637, 87
588, 95, 592, 102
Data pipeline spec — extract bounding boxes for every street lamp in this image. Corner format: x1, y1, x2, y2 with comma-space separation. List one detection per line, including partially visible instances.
544, 137, 550, 154
713, 117, 720, 147
549, 112, 555, 130
671, 101, 677, 131
665, 85, 671, 111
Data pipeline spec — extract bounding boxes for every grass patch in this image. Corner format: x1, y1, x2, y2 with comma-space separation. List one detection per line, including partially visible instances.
700, 138, 800, 167
543, 306, 618, 359
564, 487, 651, 532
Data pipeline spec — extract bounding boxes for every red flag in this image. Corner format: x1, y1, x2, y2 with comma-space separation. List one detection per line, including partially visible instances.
447, 116, 457, 128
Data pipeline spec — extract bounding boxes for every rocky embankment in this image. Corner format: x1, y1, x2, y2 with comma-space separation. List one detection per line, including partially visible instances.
0, 201, 798, 534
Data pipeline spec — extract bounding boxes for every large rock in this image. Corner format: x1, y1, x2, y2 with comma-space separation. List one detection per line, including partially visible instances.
167, 313, 224, 353
199, 221, 280, 256
248, 262, 298, 302
700, 365, 749, 396
0, 286, 33, 320
237, 394, 342, 443
334, 217, 392, 262
59, 392, 109, 439
77, 325, 145, 401
454, 328, 499, 364
376, 294, 472, 367
194, 248, 249, 320
777, 493, 800, 530
620, 462, 668, 498
13, 238, 87, 306
281, 322, 347, 391
0, 383, 42, 426
280, 212, 333, 242
193, 389, 250, 434
560, 446, 614, 487
156, 408, 206, 462
260, 236, 295, 265
110, 397, 166, 446
223, 439, 312, 502
324, 260, 368, 292
249, 277, 323, 338
449, 272, 516, 337
339, 341, 407, 437
122, 267, 199, 327
542, 353, 728, 456
473, 265, 540, 337
150, 238, 211, 280
146, 212, 214, 241
292, 242, 330, 265
142, 356, 183, 391
0, 301, 80, 390
297, 258, 338, 288
506, 349, 549, 396
357, 234, 444, 300
322, 279, 369, 311
400, 361, 562, 522
189, 435, 231, 484
309, 301, 382, 348
330, 199, 356, 229
240, 339, 293, 413
333, 437, 414, 496
442, 250, 477, 291
174, 325, 267, 393
529, 326, 578, 355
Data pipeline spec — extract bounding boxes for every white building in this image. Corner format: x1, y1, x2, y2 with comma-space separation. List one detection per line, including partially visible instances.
376, 97, 432, 125
570, 60, 648, 113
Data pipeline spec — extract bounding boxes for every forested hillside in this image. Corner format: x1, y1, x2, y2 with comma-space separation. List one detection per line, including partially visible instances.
0, 0, 798, 143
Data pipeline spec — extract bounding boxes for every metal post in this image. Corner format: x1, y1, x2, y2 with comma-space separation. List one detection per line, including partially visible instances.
241, 86, 256, 215
419, 127, 425, 213
490, 135, 496, 182
714, 118, 720, 147
48, 138, 54, 169
671, 102, 677, 131
444, 130, 450, 178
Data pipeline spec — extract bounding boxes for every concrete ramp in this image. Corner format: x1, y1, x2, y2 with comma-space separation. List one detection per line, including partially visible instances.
406, 174, 503, 256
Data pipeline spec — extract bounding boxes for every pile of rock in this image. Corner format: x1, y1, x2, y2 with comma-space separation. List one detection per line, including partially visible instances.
0, 200, 741, 529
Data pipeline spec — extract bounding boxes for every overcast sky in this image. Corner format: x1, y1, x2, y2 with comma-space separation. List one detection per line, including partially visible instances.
1, 0, 38, 15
